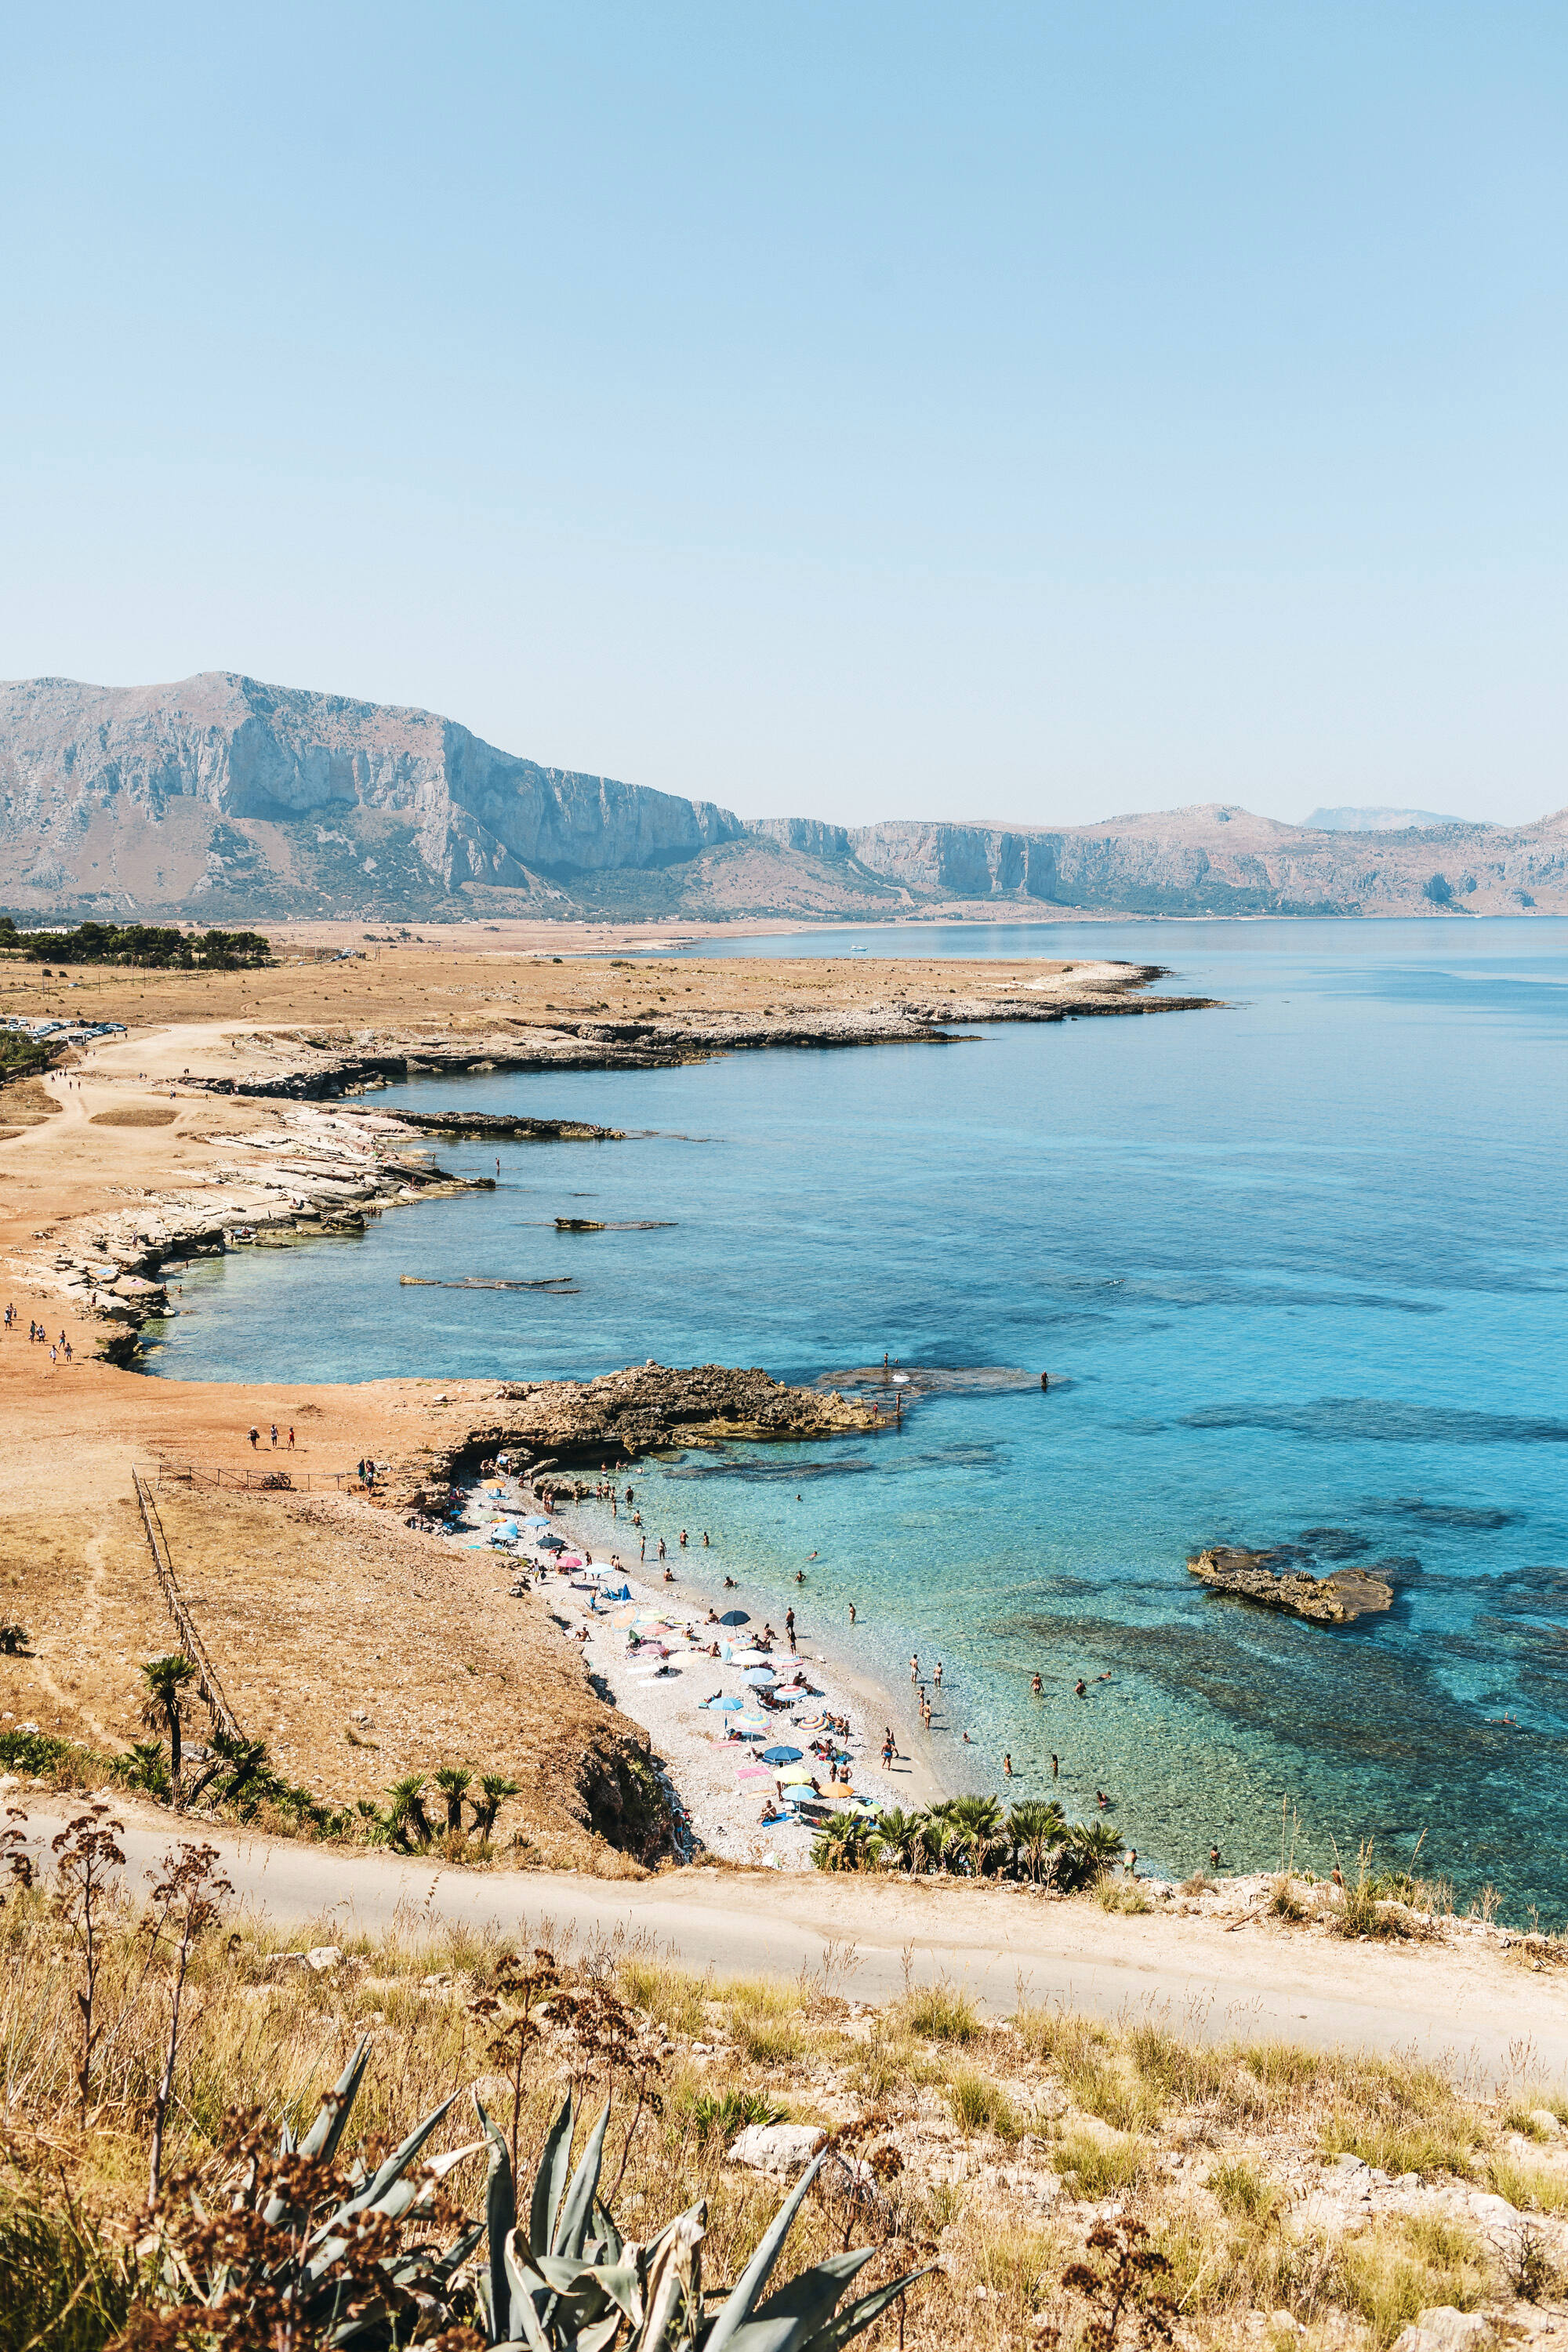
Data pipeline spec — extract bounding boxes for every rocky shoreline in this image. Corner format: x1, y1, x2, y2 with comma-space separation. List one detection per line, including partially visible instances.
397, 1359, 891, 1509
172, 961, 1218, 1100
10, 1102, 521, 1363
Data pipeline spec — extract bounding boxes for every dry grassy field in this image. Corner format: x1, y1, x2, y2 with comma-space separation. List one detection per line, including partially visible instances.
2, 1842, 1566, 2352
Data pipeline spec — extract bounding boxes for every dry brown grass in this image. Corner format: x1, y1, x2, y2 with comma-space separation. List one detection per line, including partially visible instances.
0, 1484, 664, 1871
5, 1843, 1566, 2352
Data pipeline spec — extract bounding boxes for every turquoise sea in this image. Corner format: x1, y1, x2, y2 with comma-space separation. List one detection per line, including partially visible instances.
143, 920, 1568, 1915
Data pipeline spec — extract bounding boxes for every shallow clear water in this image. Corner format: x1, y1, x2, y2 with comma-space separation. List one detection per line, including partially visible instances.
145, 919, 1568, 1913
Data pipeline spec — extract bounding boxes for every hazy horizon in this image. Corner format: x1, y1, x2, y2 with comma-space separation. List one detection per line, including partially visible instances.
5, 8, 1565, 832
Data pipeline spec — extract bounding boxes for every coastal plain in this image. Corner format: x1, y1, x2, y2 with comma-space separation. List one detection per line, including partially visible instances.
0, 935, 1203, 1869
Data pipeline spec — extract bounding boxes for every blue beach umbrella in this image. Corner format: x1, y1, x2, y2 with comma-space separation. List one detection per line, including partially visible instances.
705, 1694, 744, 1711
718, 1609, 749, 1626
760, 1745, 803, 1766
742, 1667, 776, 1686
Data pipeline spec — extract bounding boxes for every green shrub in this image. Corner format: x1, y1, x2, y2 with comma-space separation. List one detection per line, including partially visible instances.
1055, 2129, 1150, 2198
903, 1981, 980, 2042
1210, 2155, 1283, 2221
0, 2199, 134, 2352
948, 2066, 1025, 2140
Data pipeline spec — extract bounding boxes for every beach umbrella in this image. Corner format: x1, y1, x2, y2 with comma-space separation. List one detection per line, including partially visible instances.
524, 1515, 550, 1527
776, 1763, 815, 1784
706, 1694, 744, 1711
718, 1609, 749, 1626
538, 1534, 567, 1552
760, 1745, 803, 1765
737, 1713, 769, 1732
742, 1667, 776, 1686
729, 1647, 772, 1664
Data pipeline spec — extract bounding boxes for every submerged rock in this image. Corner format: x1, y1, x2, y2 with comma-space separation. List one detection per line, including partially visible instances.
1187, 1546, 1394, 1623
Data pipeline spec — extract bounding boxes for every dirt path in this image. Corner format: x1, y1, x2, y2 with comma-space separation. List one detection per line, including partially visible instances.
15, 1804, 1565, 2083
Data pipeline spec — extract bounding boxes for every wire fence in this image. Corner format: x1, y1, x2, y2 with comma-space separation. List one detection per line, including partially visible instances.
138, 1459, 376, 1494
130, 1470, 245, 1744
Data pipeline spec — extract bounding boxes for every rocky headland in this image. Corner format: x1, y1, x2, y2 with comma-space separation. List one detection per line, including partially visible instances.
402, 1359, 889, 1507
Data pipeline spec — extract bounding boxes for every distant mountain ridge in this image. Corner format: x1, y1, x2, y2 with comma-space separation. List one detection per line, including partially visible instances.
1304, 804, 1469, 832
2, 670, 1564, 922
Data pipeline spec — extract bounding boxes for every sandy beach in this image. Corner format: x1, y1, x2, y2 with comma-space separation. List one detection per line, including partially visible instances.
448, 1465, 942, 1869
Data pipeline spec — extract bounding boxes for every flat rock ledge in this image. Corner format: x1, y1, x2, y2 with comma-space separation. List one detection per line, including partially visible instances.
1188, 1546, 1394, 1623
408, 1362, 884, 1502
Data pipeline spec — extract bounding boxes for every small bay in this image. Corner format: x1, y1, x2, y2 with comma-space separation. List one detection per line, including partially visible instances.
144, 917, 1568, 1914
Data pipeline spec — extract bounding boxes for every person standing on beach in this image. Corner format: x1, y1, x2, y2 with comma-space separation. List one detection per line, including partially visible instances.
848, 1602, 857, 1624
249, 1426, 260, 1448
287, 1426, 294, 1448
785, 1607, 796, 1653
270, 1423, 278, 1448
657, 1537, 666, 1560
910, 1653, 919, 1682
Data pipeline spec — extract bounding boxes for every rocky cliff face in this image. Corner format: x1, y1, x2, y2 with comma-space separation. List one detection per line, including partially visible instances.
0, 672, 741, 915
2, 669, 1566, 920
827, 804, 1568, 917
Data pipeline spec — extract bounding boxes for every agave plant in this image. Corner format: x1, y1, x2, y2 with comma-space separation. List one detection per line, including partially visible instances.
141, 2037, 485, 2347
137, 2035, 930, 2349
473, 2087, 928, 2351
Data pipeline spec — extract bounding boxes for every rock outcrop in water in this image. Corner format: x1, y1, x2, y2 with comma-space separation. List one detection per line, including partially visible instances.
1188, 1546, 1394, 1624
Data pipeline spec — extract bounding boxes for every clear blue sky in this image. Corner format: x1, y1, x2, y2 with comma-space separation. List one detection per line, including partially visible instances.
4, 5, 1565, 827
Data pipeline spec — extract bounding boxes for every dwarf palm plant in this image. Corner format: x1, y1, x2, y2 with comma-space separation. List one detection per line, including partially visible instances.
809, 1814, 882, 1872
1064, 1818, 1125, 1886
871, 1807, 927, 1872
1006, 1799, 1067, 1883
949, 1795, 1006, 1877
434, 1766, 473, 1835
386, 1775, 434, 1850
139, 1652, 197, 1787
471, 1773, 522, 1841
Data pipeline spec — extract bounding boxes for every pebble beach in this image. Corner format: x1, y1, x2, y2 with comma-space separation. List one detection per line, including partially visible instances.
448, 1465, 941, 1869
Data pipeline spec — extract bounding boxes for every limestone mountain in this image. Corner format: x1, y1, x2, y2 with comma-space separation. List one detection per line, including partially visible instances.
2, 670, 1565, 922
0, 672, 741, 920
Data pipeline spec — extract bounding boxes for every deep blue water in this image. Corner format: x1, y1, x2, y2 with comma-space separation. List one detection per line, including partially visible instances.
144, 920, 1568, 1915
